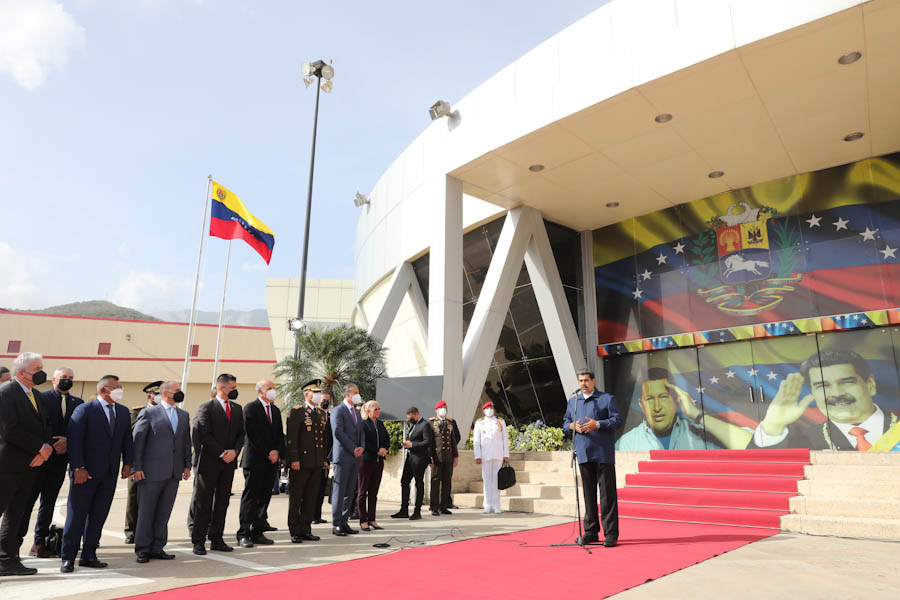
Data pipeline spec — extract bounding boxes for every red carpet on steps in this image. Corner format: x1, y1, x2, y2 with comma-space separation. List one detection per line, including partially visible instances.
122, 519, 776, 600
620, 448, 810, 529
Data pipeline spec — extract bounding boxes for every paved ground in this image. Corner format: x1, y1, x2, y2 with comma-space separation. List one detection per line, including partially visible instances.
2, 476, 898, 599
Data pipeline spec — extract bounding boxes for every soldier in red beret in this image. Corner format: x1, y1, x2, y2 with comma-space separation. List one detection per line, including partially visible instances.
428, 400, 460, 516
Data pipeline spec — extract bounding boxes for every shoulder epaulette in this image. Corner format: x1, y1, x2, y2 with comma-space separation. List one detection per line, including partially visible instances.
428, 416, 437, 421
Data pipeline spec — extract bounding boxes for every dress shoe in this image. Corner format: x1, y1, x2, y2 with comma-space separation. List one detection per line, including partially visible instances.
440, 508, 452, 515
342, 525, 359, 535
291, 536, 303, 544
210, 540, 234, 552
192, 543, 207, 555
150, 550, 176, 560
0, 561, 37, 576
603, 538, 618, 548
332, 527, 347, 537
238, 537, 254, 548
371, 523, 384, 530
312, 518, 327, 524
125, 534, 135, 544
251, 534, 274, 545
300, 533, 320, 541
78, 557, 108, 568
60, 560, 74, 573
136, 553, 150, 564
575, 534, 599, 546
430, 509, 440, 516
390, 510, 409, 519
29, 544, 50, 558
450, 504, 459, 509
409, 511, 422, 521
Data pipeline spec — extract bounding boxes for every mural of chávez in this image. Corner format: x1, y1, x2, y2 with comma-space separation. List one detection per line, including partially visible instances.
616, 368, 752, 450
751, 349, 900, 450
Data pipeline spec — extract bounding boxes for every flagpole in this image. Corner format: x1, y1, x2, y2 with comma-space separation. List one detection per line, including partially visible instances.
181, 175, 212, 393
211, 239, 232, 386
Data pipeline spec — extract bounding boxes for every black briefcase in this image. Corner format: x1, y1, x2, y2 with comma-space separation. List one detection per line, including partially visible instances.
497, 464, 516, 490
46, 524, 63, 557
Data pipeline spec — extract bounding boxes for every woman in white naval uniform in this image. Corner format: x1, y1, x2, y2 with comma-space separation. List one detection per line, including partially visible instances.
473, 401, 509, 514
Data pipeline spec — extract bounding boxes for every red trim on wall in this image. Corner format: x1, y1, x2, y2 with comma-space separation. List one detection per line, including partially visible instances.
0, 354, 275, 364
0, 308, 270, 331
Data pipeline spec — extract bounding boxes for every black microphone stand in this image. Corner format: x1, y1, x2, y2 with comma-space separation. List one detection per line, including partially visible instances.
551, 388, 592, 554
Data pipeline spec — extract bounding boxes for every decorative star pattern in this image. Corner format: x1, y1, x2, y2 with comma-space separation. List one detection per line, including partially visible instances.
656, 253, 668, 265
748, 368, 759, 377
881, 245, 897, 260
767, 372, 778, 381
640, 269, 652, 281
725, 370, 736, 378
860, 227, 878, 241
806, 214, 822, 228
709, 376, 719, 384
673, 242, 685, 255
632, 288, 644, 300
833, 217, 849, 231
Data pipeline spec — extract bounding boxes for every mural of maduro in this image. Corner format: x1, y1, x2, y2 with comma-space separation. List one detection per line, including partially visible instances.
616, 367, 752, 450
752, 349, 900, 451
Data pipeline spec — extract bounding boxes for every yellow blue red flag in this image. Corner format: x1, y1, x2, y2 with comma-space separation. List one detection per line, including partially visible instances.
209, 181, 275, 264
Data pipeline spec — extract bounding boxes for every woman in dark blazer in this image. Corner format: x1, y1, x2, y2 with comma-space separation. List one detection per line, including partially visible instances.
357, 400, 389, 531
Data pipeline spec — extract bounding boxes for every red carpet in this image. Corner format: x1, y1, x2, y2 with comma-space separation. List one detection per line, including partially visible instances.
620, 449, 810, 528
121, 518, 776, 600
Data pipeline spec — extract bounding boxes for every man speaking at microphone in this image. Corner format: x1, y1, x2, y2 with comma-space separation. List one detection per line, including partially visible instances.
563, 369, 623, 548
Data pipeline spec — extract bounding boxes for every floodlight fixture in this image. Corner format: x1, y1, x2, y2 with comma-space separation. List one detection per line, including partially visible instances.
288, 318, 306, 332
429, 100, 452, 121
354, 192, 370, 207
321, 80, 333, 93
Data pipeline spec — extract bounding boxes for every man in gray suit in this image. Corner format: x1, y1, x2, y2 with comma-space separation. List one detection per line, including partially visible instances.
330, 384, 364, 537
131, 381, 192, 563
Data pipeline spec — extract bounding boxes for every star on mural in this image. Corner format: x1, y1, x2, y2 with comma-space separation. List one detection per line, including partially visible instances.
788, 326, 795, 332
709, 376, 719, 384
656, 253, 668, 265
640, 269, 652, 281
748, 368, 759, 377
632, 288, 644, 300
767, 372, 778, 381
860, 318, 868, 325
695, 387, 705, 394
673, 242, 685, 255
725, 370, 736, 378
833, 217, 849, 231
860, 227, 878, 241
881, 245, 897, 259
806, 214, 822, 228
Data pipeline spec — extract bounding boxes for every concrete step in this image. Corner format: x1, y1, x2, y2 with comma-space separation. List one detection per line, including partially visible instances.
515, 471, 577, 486
797, 479, 900, 500
810, 452, 900, 466
452, 493, 577, 516
468, 481, 578, 500
508, 460, 571, 473
790, 496, 900, 520
804, 464, 900, 481
781, 514, 900, 540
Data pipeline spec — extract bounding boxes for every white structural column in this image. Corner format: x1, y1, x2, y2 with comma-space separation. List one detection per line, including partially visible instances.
427, 176, 464, 414
366, 262, 428, 343
526, 216, 588, 396
580, 230, 602, 388
354, 303, 370, 330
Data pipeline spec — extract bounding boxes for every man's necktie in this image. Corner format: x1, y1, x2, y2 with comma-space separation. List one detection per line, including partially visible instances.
61, 394, 67, 418
225, 400, 231, 421
28, 389, 39, 414
849, 426, 872, 451
265, 403, 272, 424
107, 403, 116, 434
169, 407, 178, 433
350, 404, 357, 424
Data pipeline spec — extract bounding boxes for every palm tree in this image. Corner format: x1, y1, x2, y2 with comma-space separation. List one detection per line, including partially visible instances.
273, 325, 387, 411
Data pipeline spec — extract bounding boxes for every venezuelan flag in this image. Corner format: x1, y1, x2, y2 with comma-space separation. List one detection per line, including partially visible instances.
209, 181, 275, 264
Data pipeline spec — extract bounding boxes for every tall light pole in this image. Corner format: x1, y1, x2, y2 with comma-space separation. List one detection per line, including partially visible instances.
291, 60, 334, 358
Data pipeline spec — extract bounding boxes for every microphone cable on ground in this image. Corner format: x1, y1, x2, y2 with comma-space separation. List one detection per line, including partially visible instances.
371, 527, 468, 549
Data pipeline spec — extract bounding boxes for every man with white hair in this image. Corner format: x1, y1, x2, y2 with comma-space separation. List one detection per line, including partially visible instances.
18, 367, 83, 558
0, 352, 52, 576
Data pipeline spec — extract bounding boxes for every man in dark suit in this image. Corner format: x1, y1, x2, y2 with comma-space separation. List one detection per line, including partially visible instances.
125, 381, 161, 544
312, 391, 333, 524
61, 374, 134, 572
236, 378, 284, 548
189, 373, 245, 555
131, 381, 191, 563
0, 352, 52, 576
563, 369, 623, 547
391, 406, 434, 521
18, 367, 83, 558
330, 384, 364, 536
286, 379, 328, 543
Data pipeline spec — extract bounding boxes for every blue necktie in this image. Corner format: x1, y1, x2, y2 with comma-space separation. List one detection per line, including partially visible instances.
107, 403, 116, 434
169, 406, 178, 433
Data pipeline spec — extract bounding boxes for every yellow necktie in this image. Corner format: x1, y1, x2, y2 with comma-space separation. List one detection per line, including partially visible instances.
28, 389, 39, 414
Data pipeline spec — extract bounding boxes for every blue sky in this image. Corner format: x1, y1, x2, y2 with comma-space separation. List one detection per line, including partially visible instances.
0, 0, 603, 314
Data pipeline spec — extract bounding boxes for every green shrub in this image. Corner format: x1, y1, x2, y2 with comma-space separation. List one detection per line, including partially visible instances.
464, 420, 568, 452
384, 421, 405, 456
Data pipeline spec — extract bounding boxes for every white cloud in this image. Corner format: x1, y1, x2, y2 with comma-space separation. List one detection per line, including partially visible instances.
0, 0, 86, 91
241, 262, 268, 272
111, 269, 200, 312
0, 242, 42, 308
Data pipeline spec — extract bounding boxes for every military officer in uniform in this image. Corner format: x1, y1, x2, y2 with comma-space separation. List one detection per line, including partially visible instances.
428, 400, 460, 516
311, 390, 332, 524
124, 381, 161, 544
286, 380, 329, 543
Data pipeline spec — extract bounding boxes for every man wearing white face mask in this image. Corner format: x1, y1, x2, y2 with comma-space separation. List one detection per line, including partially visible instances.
473, 401, 509, 514
286, 379, 329, 543
428, 400, 460, 516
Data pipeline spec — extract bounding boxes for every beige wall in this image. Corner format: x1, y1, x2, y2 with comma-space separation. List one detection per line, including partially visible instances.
265, 278, 355, 363
0, 310, 276, 417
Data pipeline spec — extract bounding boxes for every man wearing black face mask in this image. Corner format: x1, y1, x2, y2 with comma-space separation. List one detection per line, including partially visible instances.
16, 367, 83, 558
189, 373, 244, 555
124, 381, 161, 544
390, 407, 433, 520
0, 352, 52, 576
